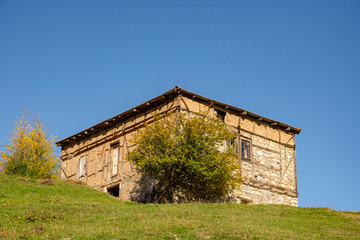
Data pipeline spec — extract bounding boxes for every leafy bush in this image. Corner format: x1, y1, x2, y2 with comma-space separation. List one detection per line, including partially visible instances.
0, 110, 58, 179
128, 111, 241, 203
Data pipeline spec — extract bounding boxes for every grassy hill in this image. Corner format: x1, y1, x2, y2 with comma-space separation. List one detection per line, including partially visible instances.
0, 175, 359, 239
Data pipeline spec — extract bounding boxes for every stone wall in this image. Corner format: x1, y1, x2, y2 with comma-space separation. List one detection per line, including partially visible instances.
60, 94, 298, 206
178, 96, 298, 206
231, 184, 298, 206
60, 98, 178, 199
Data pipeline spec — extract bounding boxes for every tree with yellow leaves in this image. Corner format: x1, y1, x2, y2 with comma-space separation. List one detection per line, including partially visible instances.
0, 110, 58, 179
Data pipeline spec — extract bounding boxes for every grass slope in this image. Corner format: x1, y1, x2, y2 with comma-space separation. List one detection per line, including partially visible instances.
0, 175, 359, 239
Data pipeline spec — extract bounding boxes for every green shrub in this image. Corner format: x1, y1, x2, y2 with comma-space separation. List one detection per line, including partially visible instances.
128, 111, 241, 203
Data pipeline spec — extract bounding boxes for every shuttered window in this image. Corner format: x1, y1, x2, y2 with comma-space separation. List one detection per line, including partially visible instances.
77, 156, 87, 179
111, 145, 119, 176
241, 139, 251, 160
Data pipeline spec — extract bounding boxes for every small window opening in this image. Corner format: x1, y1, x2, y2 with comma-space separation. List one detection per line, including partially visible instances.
77, 156, 86, 179
229, 137, 237, 154
241, 139, 251, 160
107, 184, 119, 197
111, 144, 119, 176
215, 109, 226, 121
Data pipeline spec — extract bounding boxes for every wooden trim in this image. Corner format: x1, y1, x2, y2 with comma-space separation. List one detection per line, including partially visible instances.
93, 144, 105, 186
107, 149, 111, 182
178, 107, 295, 148
294, 146, 298, 192
85, 155, 88, 184
238, 117, 242, 177
277, 152, 295, 186
279, 130, 282, 176
117, 141, 121, 178
60, 107, 179, 158
179, 95, 190, 111
60, 166, 68, 179
250, 132, 254, 179
230, 125, 295, 149
251, 143, 280, 154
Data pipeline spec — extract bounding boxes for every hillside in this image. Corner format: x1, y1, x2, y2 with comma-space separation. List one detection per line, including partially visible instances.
0, 175, 358, 239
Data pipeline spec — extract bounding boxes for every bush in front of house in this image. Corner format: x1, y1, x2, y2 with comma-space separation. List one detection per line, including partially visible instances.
127, 111, 241, 203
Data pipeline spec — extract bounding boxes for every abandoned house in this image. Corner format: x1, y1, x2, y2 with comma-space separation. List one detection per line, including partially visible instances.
56, 86, 301, 206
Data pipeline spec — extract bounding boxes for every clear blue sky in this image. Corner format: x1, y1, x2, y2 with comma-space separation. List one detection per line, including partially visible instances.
1, 1, 359, 212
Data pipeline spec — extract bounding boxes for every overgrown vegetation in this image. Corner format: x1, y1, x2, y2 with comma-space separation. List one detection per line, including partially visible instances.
127, 111, 240, 203
0, 110, 58, 179
0, 174, 359, 239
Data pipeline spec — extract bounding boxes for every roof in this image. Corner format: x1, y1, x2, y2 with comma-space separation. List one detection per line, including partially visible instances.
56, 86, 301, 146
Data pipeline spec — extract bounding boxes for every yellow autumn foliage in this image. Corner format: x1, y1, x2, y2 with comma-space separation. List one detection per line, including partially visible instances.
0, 110, 58, 179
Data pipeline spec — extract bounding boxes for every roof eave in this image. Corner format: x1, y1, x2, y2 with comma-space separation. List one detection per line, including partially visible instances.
56, 85, 301, 147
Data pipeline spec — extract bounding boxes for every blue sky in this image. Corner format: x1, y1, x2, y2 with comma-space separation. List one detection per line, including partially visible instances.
1, 1, 359, 212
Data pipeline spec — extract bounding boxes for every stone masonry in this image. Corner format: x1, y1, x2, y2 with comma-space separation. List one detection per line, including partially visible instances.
57, 86, 300, 206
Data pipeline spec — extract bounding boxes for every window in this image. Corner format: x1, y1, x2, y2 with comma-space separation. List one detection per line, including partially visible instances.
111, 144, 119, 176
228, 137, 237, 154
77, 156, 86, 179
215, 109, 226, 122
107, 184, 120, 197
241, 139, 251, 160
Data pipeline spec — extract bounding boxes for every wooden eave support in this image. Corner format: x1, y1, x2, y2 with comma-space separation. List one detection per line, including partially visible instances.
55, 86, 302, 146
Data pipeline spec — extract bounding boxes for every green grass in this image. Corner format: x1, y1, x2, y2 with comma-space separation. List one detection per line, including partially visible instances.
0, 175, 359, 239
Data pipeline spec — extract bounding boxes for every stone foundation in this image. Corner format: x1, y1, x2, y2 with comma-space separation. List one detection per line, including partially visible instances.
101, 172, 298, 206
231, 184, 298, 206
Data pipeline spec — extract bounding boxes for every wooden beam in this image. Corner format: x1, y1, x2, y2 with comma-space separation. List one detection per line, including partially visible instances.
241, 111, 247, 115
271, 122, 277, 126
277, 152, 295, 186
